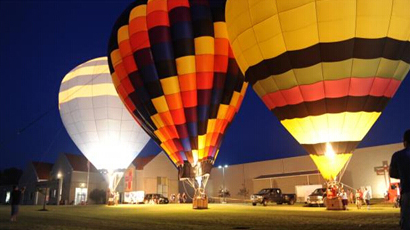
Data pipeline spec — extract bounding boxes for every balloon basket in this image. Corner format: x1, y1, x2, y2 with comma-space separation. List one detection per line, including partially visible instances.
192, 197, 208, 209
326, 198, 344, 210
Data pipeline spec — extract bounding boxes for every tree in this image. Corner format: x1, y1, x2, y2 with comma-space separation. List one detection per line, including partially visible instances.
89, 189, 106, 204
237, 183, 249, 200
0, 167, 23, 185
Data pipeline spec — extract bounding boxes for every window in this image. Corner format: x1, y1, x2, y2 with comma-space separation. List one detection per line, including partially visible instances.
157, 177, 168, 198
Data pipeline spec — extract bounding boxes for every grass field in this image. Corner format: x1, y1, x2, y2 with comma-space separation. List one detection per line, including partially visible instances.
0, 202, 401, 230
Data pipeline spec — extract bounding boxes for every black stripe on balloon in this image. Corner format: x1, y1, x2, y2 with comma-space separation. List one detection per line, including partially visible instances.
245, 38, 410, 85
169, 6, 195, 58
190, 1, 214, 38
272, 96, 390, 120
221, 58, 243, 105
302, 141, 360, 156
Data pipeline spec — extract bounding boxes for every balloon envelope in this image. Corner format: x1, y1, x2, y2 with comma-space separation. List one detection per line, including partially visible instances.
107, 0, 248, 180
59, 57, 151, 172
226, 0, 410, 180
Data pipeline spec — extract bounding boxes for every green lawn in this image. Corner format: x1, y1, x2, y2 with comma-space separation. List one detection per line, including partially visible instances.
0, 202, 401, 230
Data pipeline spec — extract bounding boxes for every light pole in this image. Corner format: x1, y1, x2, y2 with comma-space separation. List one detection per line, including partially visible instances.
57, 173, 63, 205
218, 165, 228, 203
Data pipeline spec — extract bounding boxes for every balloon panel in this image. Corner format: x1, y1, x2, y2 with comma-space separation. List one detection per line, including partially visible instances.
108, 0, 248, 169
59, 57, 151, 171
226, 0, 410, 156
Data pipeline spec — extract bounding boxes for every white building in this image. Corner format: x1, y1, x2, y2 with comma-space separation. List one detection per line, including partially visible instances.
119, 151, 179, 203
206, 143, 403, 201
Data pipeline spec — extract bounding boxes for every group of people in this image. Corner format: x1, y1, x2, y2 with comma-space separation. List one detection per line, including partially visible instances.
326, 183, 371, 210
170, 193, 187, 203
353, 188, 372, 210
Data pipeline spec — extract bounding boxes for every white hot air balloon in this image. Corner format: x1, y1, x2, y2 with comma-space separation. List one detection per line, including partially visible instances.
59, 57, 150, 191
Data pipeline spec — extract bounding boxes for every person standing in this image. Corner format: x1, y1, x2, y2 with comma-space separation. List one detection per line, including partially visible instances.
364, 188, 371, 210
10, 186, 25, 222
340, 189, 348, 210
355, 189, 362, 210
390, 129, 410, 230
349, 190, 355, 204
182, 193, 187, 203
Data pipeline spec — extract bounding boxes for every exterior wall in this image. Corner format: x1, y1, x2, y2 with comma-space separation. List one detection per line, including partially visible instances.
136, 169, 144, 191
19, 163, 40, 205
49, 153, 107, 205
49, 154, 73, 204
208, 143, 403, 200
121, 152, 179, 202
208, 156, 319, 200
142, 152, 178, 198
69, 171, 107, 204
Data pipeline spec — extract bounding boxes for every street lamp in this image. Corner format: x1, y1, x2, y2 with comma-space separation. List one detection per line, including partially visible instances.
57, 172, 63, 205
218, 165, 228, 203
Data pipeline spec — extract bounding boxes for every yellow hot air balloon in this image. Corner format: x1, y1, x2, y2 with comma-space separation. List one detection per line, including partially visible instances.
226, 0, 410, 181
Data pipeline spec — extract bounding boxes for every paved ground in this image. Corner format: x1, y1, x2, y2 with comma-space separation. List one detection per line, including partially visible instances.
0, 202, 401, 230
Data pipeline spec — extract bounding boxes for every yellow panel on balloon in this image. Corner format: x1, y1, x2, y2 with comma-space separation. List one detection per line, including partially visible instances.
310, 153, 352, 181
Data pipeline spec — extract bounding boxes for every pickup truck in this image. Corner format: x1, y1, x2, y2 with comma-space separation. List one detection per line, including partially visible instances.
251, 188, 296, 206
306, 188, 327, 207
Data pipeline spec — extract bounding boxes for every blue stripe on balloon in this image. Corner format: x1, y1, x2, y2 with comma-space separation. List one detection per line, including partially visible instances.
181, 138, 192, 151
210, 89, 223, 105
187, 122, 198, 137
139, 64, 159, 82
197, 105, 209, 121
171, 22, 193, 40
151, 43, 174, 61
190, 4, 212, 21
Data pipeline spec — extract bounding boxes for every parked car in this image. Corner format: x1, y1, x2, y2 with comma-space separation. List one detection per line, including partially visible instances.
251, 188, 296, 206
143, 194, 169, 204
306, 188, 327, 207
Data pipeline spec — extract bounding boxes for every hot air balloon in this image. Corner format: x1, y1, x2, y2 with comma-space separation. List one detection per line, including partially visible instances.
107, 0, 248, 208
59, 57, 150, 194
225, 0, 410, 181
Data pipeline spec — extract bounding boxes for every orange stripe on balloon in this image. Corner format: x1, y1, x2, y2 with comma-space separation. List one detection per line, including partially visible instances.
195, 55, 214, 72
214, 38, 229, 56
130, 32, 151, 51
178, 73, 196, 91
129, 17, 147, 35
147, 11, 170, 29
147, 0, 168, 14
214, 55, 228, 73
170, 108, 186, 125
197, 72, 213, 89
181, 90, 197, 107
165, 93, 183, 110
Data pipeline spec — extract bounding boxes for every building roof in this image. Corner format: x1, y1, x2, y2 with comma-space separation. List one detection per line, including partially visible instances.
64, 153, 99, 172
132, 155, 156, 170
254, 170, 320, 180
32, 162, 53, 180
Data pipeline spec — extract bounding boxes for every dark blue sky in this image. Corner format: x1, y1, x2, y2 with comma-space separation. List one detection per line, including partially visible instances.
1, 1, 409, 170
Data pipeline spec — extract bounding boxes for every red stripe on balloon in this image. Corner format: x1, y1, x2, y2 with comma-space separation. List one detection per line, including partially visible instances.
261, 77, 401, 110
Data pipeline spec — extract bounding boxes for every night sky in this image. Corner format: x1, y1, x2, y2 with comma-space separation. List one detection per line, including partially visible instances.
1, 0, 409, 171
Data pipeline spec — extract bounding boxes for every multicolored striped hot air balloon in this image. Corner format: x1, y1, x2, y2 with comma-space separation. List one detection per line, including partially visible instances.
59, 57, 151, 191
107, 0, 248, 200
226, 0, 410, 180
